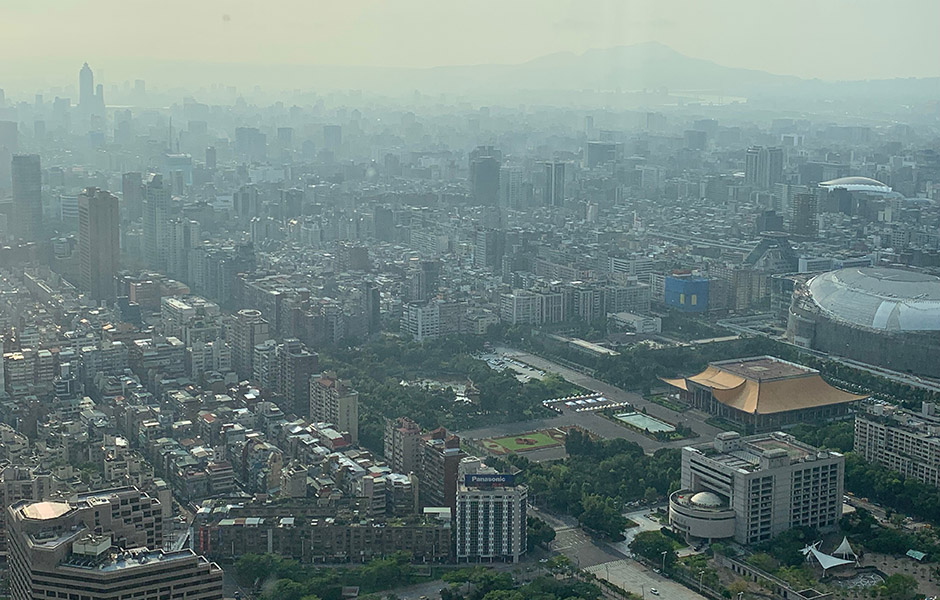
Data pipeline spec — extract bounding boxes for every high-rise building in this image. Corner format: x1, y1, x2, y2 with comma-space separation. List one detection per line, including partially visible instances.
142, 173, 171, 271
310, 372, 359, 444
455, 466, 527, 563
385, 417, 423, 475
543, 161, 565, 207
498, 166, 524, 208
790, 193, 818, 237
205, 146, 217, 170
420, 428, 466, 512
79, 62, 94, 112
231, 309, 270, 380
668, 431, 844, 544
12, 154, 42, 241
745, 146, 784, 190
276, 338, 318, 415
78, 188, 120, 301
121, 172, 142, 220
8, 487, 223, 600
323, 125, 342, 152
472, 228, 505, 271
469, 146, 501, 206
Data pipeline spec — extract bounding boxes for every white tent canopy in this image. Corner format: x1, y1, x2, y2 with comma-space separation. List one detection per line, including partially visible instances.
808, 546, 854, 573
834, 536, 857, 559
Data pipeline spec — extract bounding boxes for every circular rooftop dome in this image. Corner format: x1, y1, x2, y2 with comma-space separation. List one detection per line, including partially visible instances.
819, 176, 892, 193
690, 491, 724, 508
807, 267, 940, 332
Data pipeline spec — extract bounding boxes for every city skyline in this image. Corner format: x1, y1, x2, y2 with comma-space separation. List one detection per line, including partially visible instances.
1, 0, 940, 92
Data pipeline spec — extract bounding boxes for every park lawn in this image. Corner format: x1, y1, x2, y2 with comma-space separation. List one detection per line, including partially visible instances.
489, 431, 562, 452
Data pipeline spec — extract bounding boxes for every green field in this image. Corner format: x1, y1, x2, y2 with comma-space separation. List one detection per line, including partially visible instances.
485, 430, 563, 453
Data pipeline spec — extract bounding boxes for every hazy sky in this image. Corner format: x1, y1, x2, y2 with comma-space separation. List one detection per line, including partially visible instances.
2, 0, 938, 84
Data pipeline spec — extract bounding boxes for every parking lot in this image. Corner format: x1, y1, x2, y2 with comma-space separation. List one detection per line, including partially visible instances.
587, 559, 708, 600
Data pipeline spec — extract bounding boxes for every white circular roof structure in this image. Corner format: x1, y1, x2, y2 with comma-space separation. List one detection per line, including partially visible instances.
819, 176, 892, 193
807, 267, 940, 332
690, 491, 724, 507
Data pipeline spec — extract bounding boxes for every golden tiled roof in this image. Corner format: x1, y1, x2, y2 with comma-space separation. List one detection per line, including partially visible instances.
662, 364, 867, 415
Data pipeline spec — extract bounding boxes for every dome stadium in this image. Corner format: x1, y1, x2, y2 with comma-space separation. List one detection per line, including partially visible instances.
819, 176, 892, 194
787, 267, 940, 376
807, 268, 940, 332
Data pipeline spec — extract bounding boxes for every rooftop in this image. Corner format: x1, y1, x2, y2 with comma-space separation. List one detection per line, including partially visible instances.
662, 356, 866, 415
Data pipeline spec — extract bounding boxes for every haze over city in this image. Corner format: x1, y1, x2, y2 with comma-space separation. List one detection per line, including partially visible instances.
0, 3, 939, 600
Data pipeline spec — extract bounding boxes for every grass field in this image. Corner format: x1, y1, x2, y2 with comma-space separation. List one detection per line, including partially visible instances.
483, 429, 565, 454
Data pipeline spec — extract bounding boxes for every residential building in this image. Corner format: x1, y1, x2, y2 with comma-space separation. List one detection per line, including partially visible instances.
310, 372, 359, 444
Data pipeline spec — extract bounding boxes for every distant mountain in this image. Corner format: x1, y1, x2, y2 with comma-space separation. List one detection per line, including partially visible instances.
8, 42, 936, 104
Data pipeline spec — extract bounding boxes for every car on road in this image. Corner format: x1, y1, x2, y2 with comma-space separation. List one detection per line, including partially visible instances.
650, 589, 659, 595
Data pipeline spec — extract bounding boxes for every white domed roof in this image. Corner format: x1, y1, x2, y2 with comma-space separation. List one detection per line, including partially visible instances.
819, 176, 892, 193
808, 267, 940, 332
690, 491, 724, 507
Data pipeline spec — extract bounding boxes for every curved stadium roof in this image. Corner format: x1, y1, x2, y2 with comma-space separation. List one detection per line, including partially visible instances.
819, 176, 892, 193
808, 267, 940, 332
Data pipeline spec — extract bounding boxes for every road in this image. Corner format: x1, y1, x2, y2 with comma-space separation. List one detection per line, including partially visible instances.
586, 559, 708, 600
460, 347, 723, 454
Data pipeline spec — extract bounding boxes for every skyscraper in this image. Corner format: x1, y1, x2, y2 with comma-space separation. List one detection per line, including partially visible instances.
142, 173, 171, 271
745, 146, 784, 190
543, 161, 565, 207
232, 309, 270, 379
121, 172, 142, 220
78, 188, 119, 301
12, 154, 42, 241
790, 193, 818, 237
79, 62, 94, 111
469, 146, 501, 206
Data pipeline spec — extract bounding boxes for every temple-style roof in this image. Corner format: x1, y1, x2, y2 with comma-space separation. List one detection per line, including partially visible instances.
662, 356, 867, 415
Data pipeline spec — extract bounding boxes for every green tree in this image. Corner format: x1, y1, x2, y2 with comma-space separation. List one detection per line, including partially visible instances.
875, 574, 919, 600
526, 516, 556, 550
629, 531, 678, 569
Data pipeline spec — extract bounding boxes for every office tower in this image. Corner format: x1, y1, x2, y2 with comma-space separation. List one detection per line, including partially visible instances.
499, 166, 524, 208
585, 141, 619, 167
142, 173, 171, 271
234, 127, 266, 161
310, 372, 359, 444
8, 488, 223, 600
79, 62, 94, 112
121, 172, 142, 220
0, 121, 17, 187
469, 146, 500, 206
78, 188, 119, 301
362, 281, 381, 334
456, 469, 528, 563
276, 339, 318, 415
684, 129, 707, 150
790, 193, 818, 237
543, 161, 565, 207
323, 125, 342, 151
234, 184, 261, 218
385, 417, 423, 475
12, 154, 42, 241
745, 146, 784, 190
232, 309, 271, 380
472, 228, 505, 271
668, 432, 844, 544
205, 146, 217, 170
167, 219, 200, 280
373, 205, 394, 242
